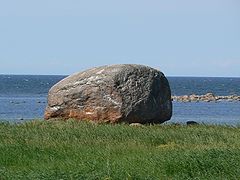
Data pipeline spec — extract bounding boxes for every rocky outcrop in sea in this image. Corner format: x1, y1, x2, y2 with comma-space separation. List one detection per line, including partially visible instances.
172, 93, 240, 102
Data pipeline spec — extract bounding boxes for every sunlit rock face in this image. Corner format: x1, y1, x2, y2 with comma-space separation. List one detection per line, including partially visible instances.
45, 64, 172, 124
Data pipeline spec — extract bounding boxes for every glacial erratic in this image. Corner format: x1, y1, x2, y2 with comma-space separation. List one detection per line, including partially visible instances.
44, 64, 172, 124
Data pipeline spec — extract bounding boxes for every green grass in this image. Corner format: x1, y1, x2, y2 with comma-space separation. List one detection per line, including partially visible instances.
0, 120, 240, 179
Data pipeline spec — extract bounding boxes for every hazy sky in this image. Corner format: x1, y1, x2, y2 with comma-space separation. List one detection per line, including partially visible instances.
0, 0, 239, 76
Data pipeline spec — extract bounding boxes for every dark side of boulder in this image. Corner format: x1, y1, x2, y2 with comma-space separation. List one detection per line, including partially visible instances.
44, 64, 172, 124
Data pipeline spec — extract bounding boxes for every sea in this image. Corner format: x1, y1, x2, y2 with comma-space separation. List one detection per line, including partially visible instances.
0, 75, 239, 125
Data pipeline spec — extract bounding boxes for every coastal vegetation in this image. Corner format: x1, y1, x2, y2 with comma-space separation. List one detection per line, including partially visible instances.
0, 120, 240, 179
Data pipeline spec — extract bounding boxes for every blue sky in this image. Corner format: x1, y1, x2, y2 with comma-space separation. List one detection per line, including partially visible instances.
0, 0, 239, 77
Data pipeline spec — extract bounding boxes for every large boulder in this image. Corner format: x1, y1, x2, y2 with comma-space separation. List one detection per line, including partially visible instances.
44, 64, 172, 123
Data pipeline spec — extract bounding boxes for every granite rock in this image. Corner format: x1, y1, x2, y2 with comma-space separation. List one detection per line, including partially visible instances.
44, 64, 172, 123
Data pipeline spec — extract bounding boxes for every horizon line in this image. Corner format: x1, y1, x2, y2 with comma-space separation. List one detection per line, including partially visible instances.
0, 73, 239, 78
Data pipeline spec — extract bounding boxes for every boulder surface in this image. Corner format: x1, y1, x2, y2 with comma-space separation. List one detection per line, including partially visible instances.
44, 64, 172, 123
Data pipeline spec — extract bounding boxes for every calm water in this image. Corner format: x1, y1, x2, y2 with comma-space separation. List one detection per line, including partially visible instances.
0, 75, 239, 125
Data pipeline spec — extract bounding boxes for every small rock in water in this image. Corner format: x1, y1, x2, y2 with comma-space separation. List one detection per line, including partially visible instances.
186, 121, 199, 125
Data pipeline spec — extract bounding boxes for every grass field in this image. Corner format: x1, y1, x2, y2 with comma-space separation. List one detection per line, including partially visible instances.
0, 120, 240, 179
